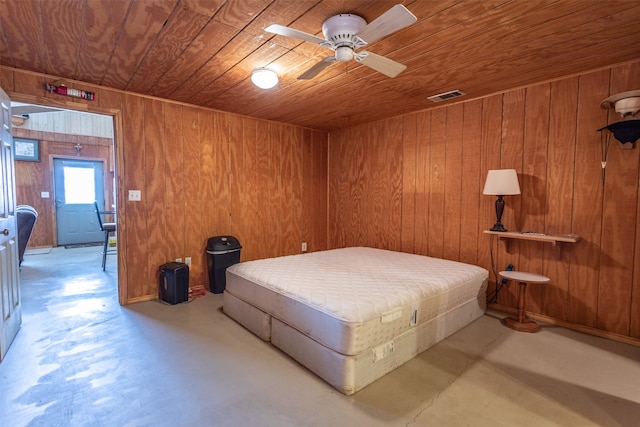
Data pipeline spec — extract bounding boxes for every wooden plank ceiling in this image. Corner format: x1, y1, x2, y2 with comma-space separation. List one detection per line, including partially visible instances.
1, 0, 639, 131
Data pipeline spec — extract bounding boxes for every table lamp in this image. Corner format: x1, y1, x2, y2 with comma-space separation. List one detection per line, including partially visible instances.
483, 169, 521, 232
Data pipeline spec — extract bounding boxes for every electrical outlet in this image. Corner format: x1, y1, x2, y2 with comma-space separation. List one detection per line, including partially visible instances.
176, 258, 182, 263
128, 190, 141, 201
301, 242, 307, 252
185, 257, 192, 267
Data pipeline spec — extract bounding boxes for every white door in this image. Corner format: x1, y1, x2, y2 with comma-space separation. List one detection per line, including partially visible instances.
0, 87, 21, 361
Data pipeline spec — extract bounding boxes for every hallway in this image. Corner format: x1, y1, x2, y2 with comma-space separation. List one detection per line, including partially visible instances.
1, 247, 640, 426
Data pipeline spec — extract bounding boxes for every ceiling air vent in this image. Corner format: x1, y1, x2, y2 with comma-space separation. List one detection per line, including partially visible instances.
428, 90, 466, 103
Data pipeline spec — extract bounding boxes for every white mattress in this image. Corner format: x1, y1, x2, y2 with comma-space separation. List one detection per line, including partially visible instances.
225, 247, 488, 356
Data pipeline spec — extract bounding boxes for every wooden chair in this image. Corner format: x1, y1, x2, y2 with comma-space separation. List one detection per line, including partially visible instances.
94, 201, 116, 271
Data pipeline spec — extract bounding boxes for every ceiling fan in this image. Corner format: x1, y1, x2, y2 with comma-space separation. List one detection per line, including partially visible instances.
265, 4, 417, 80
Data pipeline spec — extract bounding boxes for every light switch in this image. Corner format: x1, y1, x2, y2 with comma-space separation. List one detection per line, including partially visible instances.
128, 190, 141, 201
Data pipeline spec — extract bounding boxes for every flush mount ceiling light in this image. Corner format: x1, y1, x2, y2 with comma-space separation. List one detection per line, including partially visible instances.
251, 68, 278, 89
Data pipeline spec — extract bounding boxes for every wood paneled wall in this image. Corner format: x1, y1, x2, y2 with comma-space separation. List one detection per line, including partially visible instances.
16, 110, 114, 138
4, 60, 640, 342
329, 60, 640, 342
12, 129, 114, 248
1, 67, 328, 304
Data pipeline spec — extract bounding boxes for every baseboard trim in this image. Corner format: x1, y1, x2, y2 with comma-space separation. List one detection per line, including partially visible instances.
126, 294, 157, 305
488, 303, 640, 347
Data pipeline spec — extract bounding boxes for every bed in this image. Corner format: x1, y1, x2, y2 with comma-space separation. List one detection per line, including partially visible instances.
223, 247, 488, 395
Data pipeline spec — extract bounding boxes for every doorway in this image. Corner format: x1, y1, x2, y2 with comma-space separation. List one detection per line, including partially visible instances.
11, 101, 118, 269
53, 158, 106, 246
0, 97, 120, 363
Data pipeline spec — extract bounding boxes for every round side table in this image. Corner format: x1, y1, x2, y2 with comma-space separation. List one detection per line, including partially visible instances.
498, 270, 550, 333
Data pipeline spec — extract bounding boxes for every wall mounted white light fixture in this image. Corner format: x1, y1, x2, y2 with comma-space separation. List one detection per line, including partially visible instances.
600, 90, 640, 118
597, 90, 640, 183
598, 90, 640, 146
251, 68, 278, 89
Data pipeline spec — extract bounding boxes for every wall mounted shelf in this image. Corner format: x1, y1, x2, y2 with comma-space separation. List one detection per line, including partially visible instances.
483, 230, 580, 246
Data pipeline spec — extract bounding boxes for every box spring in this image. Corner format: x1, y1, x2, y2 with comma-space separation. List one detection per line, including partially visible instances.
223, 247, 488, 394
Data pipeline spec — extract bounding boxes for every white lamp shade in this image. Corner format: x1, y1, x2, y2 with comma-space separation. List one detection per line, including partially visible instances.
251, 68, 278, 89
483, 169, 521, 195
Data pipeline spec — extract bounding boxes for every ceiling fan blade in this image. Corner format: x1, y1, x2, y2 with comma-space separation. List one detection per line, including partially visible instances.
355, 51, 407, 78
297, 57, 337, 80
355, 4, 417, 44
265, 24, 326, 45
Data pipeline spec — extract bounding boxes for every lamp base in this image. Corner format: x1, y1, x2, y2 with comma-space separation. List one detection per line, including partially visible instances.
491, 196, 508, 232
490, 223, 508, 232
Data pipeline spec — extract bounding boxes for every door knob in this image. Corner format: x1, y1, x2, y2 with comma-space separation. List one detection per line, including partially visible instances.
2, 229, 9, 236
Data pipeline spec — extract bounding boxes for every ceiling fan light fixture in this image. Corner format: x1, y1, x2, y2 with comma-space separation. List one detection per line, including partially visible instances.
322, 13, 366, 43
264, 4, 417, 81
251, 68, 278, 89
335, 46, 354, 62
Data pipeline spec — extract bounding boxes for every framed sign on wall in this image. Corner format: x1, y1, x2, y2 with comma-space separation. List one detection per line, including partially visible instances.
13, 138, 39, 161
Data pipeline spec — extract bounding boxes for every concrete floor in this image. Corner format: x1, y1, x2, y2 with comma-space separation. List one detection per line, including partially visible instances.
1, 246, 640, 426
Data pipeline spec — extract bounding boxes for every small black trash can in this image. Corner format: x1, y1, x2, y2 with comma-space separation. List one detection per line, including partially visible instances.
159, 262, 189, 304
206, 236, 242, 293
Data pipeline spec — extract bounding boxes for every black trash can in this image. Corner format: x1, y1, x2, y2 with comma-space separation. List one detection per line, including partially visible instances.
159, 262, 189, 305
206, 236, 242, 294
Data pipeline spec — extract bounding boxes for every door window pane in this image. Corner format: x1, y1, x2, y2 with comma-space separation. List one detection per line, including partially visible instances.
63, 166, 95, 204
